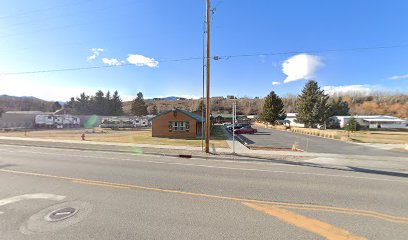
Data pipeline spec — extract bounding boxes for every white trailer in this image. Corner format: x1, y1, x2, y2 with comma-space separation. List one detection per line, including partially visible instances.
35, 114, 81, 128
133, 118, 149, 127
35, 115, 54, 128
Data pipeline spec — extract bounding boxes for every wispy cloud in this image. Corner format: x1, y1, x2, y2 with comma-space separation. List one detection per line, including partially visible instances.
388, 74, 408, 80
127, 54, 159, 68
102, 58, 122, 66
323, 85, 376, 96
282, 54, 323, 83
272, 81, 281, 85
87, 48, 104, 61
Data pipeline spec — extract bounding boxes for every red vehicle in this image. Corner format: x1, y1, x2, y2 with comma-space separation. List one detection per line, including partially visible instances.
234, 126, 257, 134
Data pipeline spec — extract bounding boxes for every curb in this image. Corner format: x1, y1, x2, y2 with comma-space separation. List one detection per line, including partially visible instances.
0, 138, 245, 161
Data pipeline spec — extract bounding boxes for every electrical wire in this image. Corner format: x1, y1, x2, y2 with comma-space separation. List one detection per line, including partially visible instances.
0, 57, 202, 75
217, 44, 408, 60
1, 43, 408, 76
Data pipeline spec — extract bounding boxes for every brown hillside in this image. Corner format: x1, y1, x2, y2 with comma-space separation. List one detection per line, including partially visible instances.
124, 95, 408, 118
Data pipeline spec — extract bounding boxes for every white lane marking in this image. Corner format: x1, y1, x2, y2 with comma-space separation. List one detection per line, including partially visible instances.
0, 193, 66, 207
1, 148, 407, 184
0, 193, 65, 215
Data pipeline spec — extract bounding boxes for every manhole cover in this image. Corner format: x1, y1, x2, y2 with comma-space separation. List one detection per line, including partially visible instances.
45, 207, 78, 222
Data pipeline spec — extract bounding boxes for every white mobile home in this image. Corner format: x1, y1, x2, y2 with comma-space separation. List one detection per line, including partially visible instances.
285, 113, 305, 127
333, 115, 406, 129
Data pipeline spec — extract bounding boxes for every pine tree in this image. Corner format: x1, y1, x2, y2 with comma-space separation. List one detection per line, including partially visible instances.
328, 97, 350, 116
111, 90, 124, 116
296, 80, 329, 128
151, 105, 159, 115
104, 91, 112, 115
131, 92, 148, 116
261, 91, 286, 123
76, 92, 91, 114
52, 101, 62, 112
312, 93, 330, 128
345, 116, 360, 132
92, 90, 105, 115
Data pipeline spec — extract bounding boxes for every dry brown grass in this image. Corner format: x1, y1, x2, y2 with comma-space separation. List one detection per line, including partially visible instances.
0, 128, 229, 148
348, 130, 408, 144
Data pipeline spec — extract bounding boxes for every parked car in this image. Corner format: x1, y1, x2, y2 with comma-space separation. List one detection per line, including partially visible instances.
227, 123, 250, 131
234, 126, 257, 134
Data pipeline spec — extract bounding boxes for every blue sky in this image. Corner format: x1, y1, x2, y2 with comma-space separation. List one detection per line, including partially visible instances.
1, 0, 408, 101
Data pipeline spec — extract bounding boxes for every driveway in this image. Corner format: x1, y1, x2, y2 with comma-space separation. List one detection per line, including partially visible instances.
240, 127, 408, 157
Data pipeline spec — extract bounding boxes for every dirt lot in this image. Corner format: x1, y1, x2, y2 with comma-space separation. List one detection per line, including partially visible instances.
0, 128, 229, 148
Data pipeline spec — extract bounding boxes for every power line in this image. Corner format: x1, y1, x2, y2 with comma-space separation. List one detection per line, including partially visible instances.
0, 57, 202, 76
217, 44, 408, 60
1, 43, 408, 76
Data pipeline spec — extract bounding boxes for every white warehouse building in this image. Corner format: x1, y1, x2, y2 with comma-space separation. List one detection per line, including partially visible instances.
333, 115, 406, 129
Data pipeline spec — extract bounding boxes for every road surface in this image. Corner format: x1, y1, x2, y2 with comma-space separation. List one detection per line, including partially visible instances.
242, 127, 408, 157
1, 143, 408, 239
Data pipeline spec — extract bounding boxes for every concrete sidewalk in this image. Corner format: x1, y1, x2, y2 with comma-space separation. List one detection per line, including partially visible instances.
1, 135, 408, 172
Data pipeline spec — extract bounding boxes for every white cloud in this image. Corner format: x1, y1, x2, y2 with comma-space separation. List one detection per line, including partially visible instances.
323, 85, 376, 96
282, 54, 323, 83
87, 48, 104, 61
388, 74, 408, 80
102, 58, 122, 66
127, 54, 159, 68
272, 81, 281, 85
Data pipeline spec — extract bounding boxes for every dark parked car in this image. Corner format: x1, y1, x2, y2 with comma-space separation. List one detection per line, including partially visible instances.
233, 126, 257, 134
226, 123, 250, 131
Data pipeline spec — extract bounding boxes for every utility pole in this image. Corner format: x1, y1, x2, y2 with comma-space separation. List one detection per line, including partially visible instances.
205, 0, 211, 153
201, 18, 206, 152
232, 101, 236, 154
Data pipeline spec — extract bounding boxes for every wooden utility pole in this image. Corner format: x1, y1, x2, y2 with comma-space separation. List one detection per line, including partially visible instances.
205, 0, 211, 153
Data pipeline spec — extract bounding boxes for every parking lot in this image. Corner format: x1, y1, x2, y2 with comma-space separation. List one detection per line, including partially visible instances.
233, 127, 408, 157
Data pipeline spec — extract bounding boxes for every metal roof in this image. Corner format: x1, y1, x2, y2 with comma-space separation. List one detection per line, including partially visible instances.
363, 118, 406, 122
212, 113, 245, 119
151, 108, 205, 122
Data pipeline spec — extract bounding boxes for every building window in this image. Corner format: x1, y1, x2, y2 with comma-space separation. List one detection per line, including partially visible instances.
169, 121, 190, 132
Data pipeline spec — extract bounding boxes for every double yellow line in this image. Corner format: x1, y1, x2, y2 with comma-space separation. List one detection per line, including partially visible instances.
1, 168, 407, 225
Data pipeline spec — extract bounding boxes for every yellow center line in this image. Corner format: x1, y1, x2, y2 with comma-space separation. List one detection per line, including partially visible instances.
1, 168, 407, 224
243, 202, 367, 240
72, 180, 130, 189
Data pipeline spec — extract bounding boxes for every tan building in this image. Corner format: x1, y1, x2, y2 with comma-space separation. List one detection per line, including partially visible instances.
151, 108, 204, 138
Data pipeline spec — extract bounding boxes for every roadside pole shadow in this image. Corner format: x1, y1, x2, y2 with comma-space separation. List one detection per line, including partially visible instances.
227, 154, 408, 179
0, 164, 17, 169
347, 166, 408, 178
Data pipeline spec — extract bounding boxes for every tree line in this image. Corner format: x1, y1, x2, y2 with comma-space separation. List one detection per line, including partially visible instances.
261, 80, 350, 128
66, 90, 124, 116
66, 90, 154, 117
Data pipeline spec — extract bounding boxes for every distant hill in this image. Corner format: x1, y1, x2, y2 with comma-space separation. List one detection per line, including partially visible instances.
148, 96, 186, 100
0, 95, 55, 112
124, 95, 408, 118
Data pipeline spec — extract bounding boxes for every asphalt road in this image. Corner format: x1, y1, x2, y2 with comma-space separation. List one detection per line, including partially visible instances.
1, 144, 408, 239
242, 127, 408, 157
